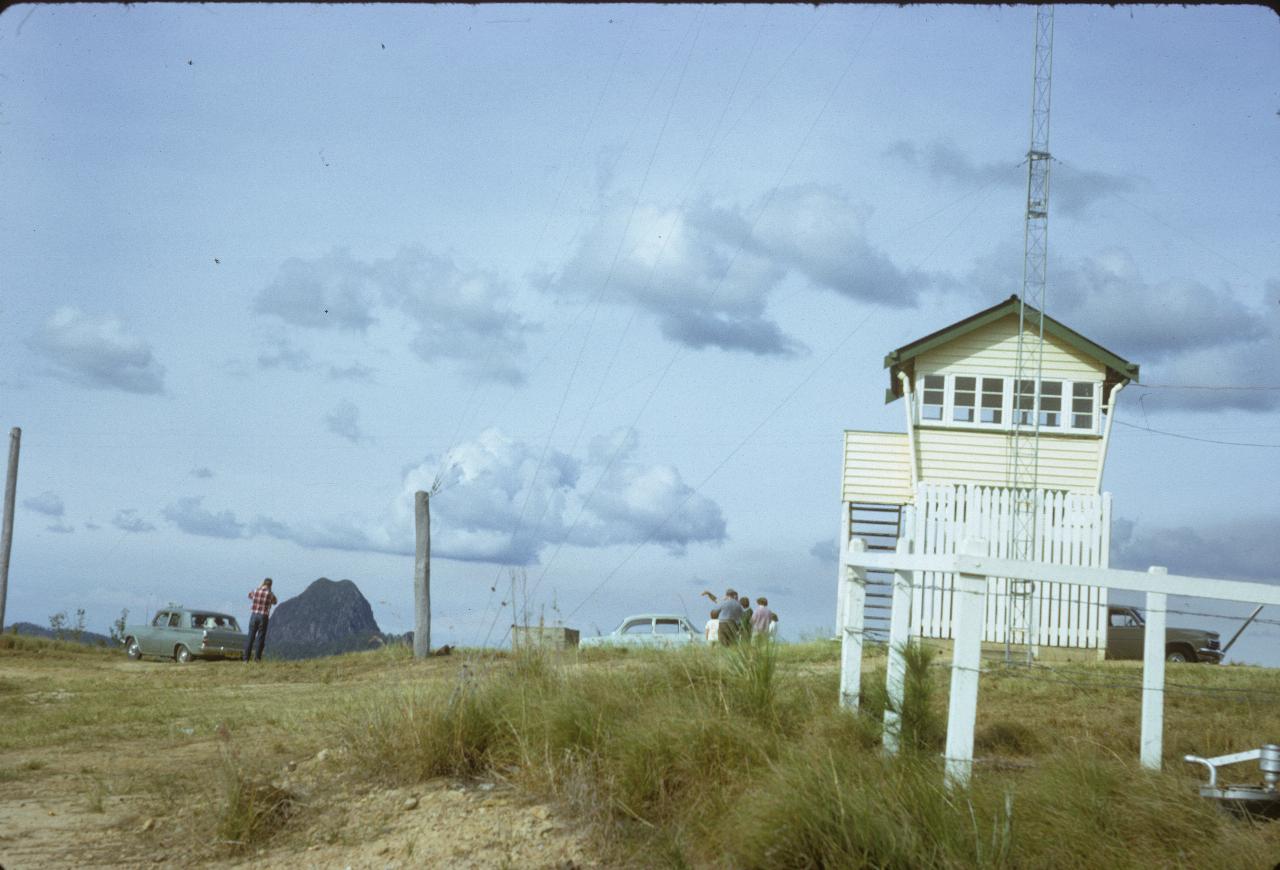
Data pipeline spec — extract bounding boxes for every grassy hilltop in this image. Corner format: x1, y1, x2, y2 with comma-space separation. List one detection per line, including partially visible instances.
2, 632, 1278, 868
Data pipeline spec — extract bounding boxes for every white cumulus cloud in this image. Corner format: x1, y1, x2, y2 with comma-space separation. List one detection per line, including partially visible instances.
256, 427, 726, 565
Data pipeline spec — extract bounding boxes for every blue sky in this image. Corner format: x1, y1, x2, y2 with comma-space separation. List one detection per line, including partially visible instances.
2, 4, 1277, 662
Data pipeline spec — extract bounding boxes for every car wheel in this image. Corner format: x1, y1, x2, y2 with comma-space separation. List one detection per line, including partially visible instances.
175, 644, 192, 664
1166, 647, 1194, 663
126, 638, 142, 660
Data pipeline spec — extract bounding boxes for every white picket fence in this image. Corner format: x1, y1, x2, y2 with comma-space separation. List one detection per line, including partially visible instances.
905, 483, 1111, 649
838, 539, 1280, 787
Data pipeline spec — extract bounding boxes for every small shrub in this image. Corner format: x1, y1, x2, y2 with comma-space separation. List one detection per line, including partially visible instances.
84, 777, 107, 813
216, 754, 296, 851
344, 673, 505, 782
875, 641, 945, 755
976, 720, 1043, 756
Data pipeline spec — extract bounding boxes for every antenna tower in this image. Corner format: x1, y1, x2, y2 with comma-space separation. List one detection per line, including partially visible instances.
1006, 6, 1054, 663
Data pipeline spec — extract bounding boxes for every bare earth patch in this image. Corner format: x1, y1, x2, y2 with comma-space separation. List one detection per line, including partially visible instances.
0, 649, 598, 869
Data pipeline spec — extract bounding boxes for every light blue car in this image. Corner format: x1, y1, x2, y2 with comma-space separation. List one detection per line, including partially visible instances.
579, 613, 703, 649
123, 606, 246, 663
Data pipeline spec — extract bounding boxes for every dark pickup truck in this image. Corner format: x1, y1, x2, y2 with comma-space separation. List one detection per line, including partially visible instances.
1105, 605, 1223, 664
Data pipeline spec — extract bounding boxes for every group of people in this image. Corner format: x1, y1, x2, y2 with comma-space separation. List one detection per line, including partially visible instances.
701, 587, 777, 645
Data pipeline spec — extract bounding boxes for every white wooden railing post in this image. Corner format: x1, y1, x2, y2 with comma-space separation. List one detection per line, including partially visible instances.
839, 538, 868, 711
883, 535, 913, 754
1140, 567, 1168, 770
944, 537, 989, 789
835, 500, 851, 637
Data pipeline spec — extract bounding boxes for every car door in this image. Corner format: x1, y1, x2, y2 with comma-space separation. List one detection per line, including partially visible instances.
141, 612, 171, 655
619, 618, 656, 647
1106, 609, 1144, 660
174, 612, 203, 656
654, 618, 690, 646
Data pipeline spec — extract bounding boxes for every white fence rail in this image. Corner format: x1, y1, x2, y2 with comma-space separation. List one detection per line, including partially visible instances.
840, 538, 1280, 787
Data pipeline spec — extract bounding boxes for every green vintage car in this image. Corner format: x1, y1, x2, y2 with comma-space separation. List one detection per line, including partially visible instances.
1104, 605, 1223, 664
123, 606, 247, 663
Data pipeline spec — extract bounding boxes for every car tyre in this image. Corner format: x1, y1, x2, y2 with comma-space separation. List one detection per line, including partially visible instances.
175, 644, 193, 664
1165, 646, 1194, 663
126, 638, 142, 661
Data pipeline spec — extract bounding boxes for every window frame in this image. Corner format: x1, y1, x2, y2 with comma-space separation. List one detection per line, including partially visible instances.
916, 374, 1100, 435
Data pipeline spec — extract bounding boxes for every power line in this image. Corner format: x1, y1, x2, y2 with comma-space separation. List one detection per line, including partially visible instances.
478, 15, 708, 649
1053, 156, 1262, 284
427, 13, 639, 494
1135, 382, 1280, 392
562, 13, 887, 623
566, 307, 877, 621
523, 16, 775, 608
1115, 419, 1280, 449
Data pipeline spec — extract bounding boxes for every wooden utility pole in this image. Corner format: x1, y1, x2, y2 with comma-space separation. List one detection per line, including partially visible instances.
0, 427, 20, 633
413, 490, 431, 657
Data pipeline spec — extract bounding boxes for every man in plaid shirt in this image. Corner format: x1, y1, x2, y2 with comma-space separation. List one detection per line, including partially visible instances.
243, 577, 278, 662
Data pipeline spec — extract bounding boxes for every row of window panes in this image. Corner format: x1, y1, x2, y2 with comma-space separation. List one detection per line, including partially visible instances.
919, 375, 1098, 431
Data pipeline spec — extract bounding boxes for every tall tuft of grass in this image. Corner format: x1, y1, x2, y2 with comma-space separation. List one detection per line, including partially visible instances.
344, 670, 506, 782
725, 636, 779, 722
215, 752, 296, 851
720, 742, 1012, 869
876, 640, 946, 755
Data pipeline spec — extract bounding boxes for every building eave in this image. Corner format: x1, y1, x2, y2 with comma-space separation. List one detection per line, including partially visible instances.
884, 294, 1140, 402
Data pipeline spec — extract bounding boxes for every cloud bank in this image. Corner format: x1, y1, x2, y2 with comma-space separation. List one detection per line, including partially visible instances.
323, 399, 366, 444
1112, 515, 1280, 584
968, 248, 1280, 412
30, 307, 165, 394
23, 491, 64, 517
547, 185, 929, 356
885, 139, 1132, 218
112, 509, 156, 534
255, 247, 532, 383
162, 428, 726, 566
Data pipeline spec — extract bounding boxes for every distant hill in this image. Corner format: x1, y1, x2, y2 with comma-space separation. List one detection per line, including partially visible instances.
4, 622, 115, 647
264, 577, 384, 660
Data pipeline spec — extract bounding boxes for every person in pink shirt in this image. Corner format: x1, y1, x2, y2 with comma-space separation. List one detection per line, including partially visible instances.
751, 597, 775, 637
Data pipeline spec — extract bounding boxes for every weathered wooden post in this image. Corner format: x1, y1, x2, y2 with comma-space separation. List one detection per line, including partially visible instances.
1140, 567, 1168, 770
944, 537, 988, 789
0, 427, 20, 633
839, 538, 868, 711
413, 490, 431, 658
883, 534, 914, 754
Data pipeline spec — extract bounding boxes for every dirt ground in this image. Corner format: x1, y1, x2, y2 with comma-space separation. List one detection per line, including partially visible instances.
0, 651, 599, 870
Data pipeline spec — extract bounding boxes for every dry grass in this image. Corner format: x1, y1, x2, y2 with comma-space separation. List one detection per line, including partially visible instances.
338, 640, 1280, 867
5, 634, 1280, 867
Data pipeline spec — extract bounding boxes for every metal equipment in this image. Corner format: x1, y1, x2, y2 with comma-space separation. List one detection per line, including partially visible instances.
1184, 744, 1280, 820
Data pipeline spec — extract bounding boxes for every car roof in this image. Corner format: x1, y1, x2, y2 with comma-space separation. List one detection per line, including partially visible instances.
162, 607, 237, 619
619, 614, 692, 622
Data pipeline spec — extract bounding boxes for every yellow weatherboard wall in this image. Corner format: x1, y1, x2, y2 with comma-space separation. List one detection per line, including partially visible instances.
914, 313, 1102, 381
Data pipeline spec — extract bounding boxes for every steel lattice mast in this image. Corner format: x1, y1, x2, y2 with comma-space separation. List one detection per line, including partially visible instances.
1006, 6, 1054, 662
